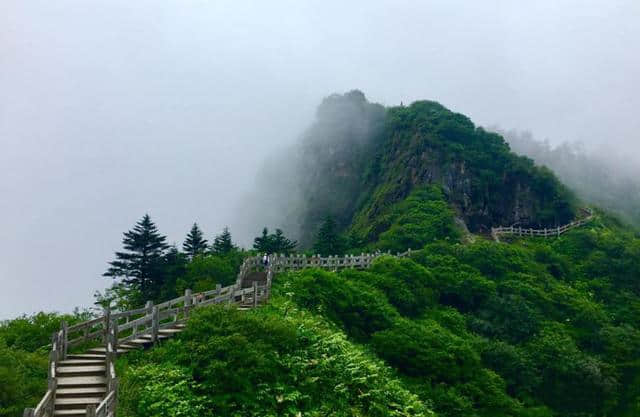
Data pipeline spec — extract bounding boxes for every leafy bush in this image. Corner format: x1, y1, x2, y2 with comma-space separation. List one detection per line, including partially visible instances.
372, 319, 480, 382
282, 268, 398, 340
118, 302, 433, 417
0, 340, 47, 417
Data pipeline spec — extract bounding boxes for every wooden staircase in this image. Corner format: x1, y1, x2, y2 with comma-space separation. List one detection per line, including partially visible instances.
28, 252, 415, 417
51, 324, 186, 417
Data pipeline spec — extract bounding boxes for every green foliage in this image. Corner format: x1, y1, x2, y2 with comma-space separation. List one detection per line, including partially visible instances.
0, 311, 94, 417
118, 302, 433, 417
0, 311, 91, 352
353, 186, 460, 250
104, 214, 169, 302
178, 253, 235, 291
313, 216, 347, 256
0, 340, 47, 417
210, 226, 237, 255
119, 364, 208, 417
253, 227, 297, 255
183, 223, 208, 258
274, 217, 640, 417
372, 319, 480, 382
282, 268, 398, 340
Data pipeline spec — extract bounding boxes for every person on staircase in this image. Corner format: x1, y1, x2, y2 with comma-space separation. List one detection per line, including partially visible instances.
262, 253, 270, 267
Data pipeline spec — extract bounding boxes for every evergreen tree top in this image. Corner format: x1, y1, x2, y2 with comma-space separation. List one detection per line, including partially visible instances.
183, 222, 208, 258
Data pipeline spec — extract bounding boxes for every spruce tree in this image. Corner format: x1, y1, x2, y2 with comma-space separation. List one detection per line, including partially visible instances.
183, 223, 208, 258
313, 216, 346, 256
211, 226, 237, 255
104, 214, 169, 300
253, 227, 272, 254
271, 228, 297, 254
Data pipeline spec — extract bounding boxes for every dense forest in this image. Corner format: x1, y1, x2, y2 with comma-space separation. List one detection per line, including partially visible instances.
3, 92, 640, 417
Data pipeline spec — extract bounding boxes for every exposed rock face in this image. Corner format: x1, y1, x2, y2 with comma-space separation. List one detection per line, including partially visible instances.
251, 91, 576, 247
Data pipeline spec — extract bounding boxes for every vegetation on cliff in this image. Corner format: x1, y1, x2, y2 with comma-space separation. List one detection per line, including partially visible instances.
4, 92, 640, 417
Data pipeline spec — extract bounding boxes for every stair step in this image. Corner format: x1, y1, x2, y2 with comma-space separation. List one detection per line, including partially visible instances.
57, 376, 106, 388
54, 409, 90, 417
137, 335, 169, 342
174, 323, 186, 328
57, 365, 105, 375
126, 338, 154, 345
59, 359, 104, 366
55, 396, 103, 408
66, 354, 106, 360
158, 328, 183, 334
56, 386, 107, 397
117, 343, 141, 350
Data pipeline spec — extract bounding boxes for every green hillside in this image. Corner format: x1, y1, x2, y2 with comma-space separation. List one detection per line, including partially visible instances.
286, 91, 576, 247
4, 92, 640, 417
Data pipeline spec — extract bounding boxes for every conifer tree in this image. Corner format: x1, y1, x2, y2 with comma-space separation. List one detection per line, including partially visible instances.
271, 228, 297, 254
313, 216, 347, 256
183, 223, 208, 258
211, 226, 237, 255
104, 214, 169, 300
253, 227, 272, 254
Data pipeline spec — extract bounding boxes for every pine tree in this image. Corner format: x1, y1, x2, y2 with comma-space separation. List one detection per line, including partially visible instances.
253, 227, 272, 254
104, 214, 169, 300
313, 216, 347, 256
183, 223, 208, 258
271, 228, 297, 254
211, 226, 237, 255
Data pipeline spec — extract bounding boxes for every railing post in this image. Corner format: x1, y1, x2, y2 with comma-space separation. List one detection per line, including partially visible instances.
113, 319, 118, 356
23, 409, 35, 417
184, 289, 192, 318
47, 378, 57, 416
145, 300, 153, 337
61, 320, 68, 360
557, 226, 560, 237
103, 308, 111, 344
252, 281, 258, 308
266, 270, 272, 301
151, 306, 159, 344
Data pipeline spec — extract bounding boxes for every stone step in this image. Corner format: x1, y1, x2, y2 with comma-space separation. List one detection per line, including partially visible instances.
55, 396, 102, 410
58, 359, 104, 367
57, 376, 106, 388
57, 365, 105, 377
56, 386, 107, 398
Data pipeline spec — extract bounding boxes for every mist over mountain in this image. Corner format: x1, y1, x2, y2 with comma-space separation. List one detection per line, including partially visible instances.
243, 91, 578, 248
495, 128, 640, 227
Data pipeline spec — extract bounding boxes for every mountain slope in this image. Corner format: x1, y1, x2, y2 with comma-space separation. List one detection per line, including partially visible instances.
252, 91, 577, 247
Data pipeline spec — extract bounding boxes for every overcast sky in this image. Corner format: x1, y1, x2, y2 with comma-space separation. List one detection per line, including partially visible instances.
1, 0, 639, 319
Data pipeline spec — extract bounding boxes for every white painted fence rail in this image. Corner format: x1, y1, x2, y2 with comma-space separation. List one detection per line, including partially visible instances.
491, 208, 593, 241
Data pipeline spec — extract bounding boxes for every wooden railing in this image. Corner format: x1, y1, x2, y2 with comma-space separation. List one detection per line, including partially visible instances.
491, 208, 594, 241
24, 249, 413, 417
24, 259, 274, 417
267, 249, 412, 272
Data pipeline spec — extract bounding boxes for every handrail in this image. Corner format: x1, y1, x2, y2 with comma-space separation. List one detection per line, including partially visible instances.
491, 208, 594, 241
26, 249, 413, 417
